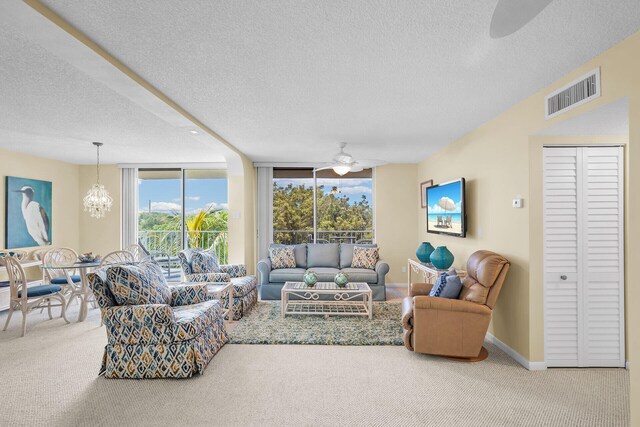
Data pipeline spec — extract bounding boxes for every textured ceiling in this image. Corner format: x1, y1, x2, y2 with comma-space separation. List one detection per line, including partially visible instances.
5, 1, 640, 164
0, 20, 226, 164
40, 0, 640, 164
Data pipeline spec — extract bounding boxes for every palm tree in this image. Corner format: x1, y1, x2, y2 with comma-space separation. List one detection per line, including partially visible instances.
155, 208, 228, 259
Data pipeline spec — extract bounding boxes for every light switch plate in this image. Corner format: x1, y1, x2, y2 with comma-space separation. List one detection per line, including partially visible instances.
512, 198, 522, 208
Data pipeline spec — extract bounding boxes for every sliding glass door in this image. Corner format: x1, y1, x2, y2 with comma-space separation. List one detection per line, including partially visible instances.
272, 168, 373, 244
184, 169, 229, 264
137, 168, 228, 280
138, 169, 183, 260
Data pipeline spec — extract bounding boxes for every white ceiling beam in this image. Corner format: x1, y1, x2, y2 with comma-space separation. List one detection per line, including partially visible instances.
0, 0, 245, 174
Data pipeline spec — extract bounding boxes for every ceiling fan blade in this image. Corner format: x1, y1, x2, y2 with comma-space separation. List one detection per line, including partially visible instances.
490, 0, 553, 38
355, 159, 386, 168
349, 164, 364, 173
313, 165, 335, 172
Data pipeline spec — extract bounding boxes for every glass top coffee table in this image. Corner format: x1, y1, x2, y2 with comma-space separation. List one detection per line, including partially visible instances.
281, 282, 372, 319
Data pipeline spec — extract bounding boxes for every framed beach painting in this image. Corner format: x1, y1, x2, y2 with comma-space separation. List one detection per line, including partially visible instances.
5, 176, 52, 249
420, 180, 433, 208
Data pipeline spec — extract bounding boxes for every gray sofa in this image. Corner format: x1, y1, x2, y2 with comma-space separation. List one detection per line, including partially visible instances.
257, 243, 389, 301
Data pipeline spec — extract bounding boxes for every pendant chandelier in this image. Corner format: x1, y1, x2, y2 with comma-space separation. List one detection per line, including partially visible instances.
83, 142, 113, 218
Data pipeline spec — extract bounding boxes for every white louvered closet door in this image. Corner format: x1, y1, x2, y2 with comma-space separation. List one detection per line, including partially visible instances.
543, 146, 624, 368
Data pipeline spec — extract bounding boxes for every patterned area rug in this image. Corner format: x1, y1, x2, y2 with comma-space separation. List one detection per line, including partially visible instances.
228, 301, 403, 345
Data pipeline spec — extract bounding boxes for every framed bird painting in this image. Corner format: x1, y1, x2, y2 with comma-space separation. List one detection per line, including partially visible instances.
5, 176, 52, 249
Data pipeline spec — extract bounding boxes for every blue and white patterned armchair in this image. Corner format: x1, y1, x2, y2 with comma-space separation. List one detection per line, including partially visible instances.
178, 248, 257, 320
87, 263, 227, 379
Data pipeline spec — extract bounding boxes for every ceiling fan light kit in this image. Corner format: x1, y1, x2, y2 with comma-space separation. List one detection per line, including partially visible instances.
332, 165, 351, 176
316, 142, 386, 175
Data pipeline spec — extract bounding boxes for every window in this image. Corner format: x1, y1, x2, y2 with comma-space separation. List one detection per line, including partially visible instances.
272, 168, 373, 244
137, 169, 228, 280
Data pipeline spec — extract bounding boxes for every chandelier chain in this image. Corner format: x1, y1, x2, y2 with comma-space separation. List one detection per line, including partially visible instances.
96, 143, 100, 184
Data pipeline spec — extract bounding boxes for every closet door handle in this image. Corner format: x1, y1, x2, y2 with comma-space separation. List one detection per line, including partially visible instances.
560, 275, 567, 280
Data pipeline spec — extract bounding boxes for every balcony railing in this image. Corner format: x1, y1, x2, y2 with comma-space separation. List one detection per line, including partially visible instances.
138, 230, 229, 264
273, 230, 374, 245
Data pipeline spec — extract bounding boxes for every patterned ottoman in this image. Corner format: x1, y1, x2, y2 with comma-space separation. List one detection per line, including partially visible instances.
178, 248, 258, 321
222, 266, 258, 321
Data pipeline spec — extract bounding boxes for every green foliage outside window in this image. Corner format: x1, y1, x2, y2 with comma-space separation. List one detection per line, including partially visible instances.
273, 182, 372, 244
138, 209, 228, 263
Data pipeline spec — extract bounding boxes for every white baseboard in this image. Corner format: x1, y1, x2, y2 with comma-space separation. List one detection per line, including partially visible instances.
386, 282, 406, 288
485, 333, 547, 371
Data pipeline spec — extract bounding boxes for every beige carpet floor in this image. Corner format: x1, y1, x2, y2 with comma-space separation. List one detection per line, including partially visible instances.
0, 302, 629, 427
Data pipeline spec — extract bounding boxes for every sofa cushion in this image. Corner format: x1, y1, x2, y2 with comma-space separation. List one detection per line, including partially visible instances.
351, 247, 379, 270
107, 263, 172, 306
307, 243, 339, 268
192, 250, 220, 274
269, 268, 306, 283
270, 246, 297, 269
87, 268, 118, 309
340, 267, 378, 284
311, 267, 340, 282
270, 243, 307, 268
172, 300, 219, 341
231, 276, 258, 296
339, 243, 377, 269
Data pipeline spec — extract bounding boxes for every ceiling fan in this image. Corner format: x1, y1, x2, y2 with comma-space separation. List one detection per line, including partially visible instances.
315, 142, 386, 176
490, 0, 554, 38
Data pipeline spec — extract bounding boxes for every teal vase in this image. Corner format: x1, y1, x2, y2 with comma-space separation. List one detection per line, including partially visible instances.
334, 272, 349, 288
303, 270, 318, 287
416, 242, 435, 263
430, 246, 454, 270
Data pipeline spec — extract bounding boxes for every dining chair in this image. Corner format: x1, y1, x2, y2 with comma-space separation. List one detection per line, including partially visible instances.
29, 248, 48, 261
0, 249, 27, 262
124, 244, 147, 261
42, 247, 81, 289
100, 250, 135, 267
3, 257, 69, 337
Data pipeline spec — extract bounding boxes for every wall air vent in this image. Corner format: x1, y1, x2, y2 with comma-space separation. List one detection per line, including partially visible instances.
545, 68, 600, 120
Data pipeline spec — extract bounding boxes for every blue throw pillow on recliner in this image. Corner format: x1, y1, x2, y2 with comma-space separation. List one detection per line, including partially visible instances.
429, 269, 463, 299
439, 275, 463, 299
429, 272, 448, 297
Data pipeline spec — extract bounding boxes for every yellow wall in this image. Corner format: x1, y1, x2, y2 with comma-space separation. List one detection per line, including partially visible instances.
0, 150, 122, 260
228, 154, 256, 274
0, 148, 81, 280
77, 164, 121, 255
374, 164, 419, 284
417, 31, 639, 423
0, 147, 81, 252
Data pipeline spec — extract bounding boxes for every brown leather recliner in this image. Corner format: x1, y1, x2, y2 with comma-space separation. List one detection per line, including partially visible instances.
402, 250, 510, 360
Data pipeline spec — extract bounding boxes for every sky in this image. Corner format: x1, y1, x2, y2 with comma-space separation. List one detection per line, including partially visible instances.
274, 178, 372, 204
139, 176, 372, 214
139, 178, 228, 214
427, 180, 463, 214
